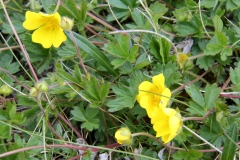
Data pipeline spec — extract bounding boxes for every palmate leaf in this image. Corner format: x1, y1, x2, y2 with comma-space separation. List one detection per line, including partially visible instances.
71, 106, 99, 131
80, 76, 110, 108
107, 71, 143, 112
67, 32, 118, 76
152, 61, 182, 87
104, 34, 138, 68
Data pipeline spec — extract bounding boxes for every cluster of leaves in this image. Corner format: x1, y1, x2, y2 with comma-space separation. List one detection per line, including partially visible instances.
1, 0, 240, 159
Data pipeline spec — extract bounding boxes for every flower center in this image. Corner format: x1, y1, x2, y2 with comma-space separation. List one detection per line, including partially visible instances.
44, 17, 59, 30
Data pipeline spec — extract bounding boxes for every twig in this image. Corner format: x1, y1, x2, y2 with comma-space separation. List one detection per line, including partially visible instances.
0, 68, 30, 91
85, 25, 108, 42
183, 109, 214, 121
57, 111, 86, 142
0, 45, 20, 51
172, 65, 218, 94
69, 31, 88, 75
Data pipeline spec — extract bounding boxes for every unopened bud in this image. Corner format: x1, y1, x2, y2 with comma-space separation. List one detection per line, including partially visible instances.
26, 0, 42, 12
61, 17, 74, 31
29, 87, 38, 97
115, 127, 133, 145
0, 85, 13, 96
35, 81, 48, 92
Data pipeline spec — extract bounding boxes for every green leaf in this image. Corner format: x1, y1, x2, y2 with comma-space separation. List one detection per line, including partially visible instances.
196, 56, 214, 71
8, 102, 16, 120
71, 106, 86, 121
213, 15, 223, 31
220, 47, 232, 61
67, 32, 118, 76
173, 150, 203, 160
81, 119, 99, 131
108, 0, 129, 9
56, 69, 79, 84
221, 122, 238, 160
80, 77, 110, 106
230, 62, 240, 90
111, 58, 126, 69
64, 0, 80, 20
204, 43, 224, 55
226, 0, 238, 11
71, 106, 99, 131
78, 1, 87, 30
149, 37, 171, 63
198, 114, 224, 148
232, 0, 240, 5
176, 22, 199, 36
185, 85, 205, 108
215, 30, 228, 45
104, 35, 138, 69
152, 61, 182, 87
134, 53, 151, 70
107, 96, 135, 112
107, 71, 143, 112
131, 8, 151, 29
200, 0, 216, 8
149, 2, 168, 25
40, 0, 55, 13
186, 101, 206, 116
0, 124, 11, 139
204, 83, 220, 110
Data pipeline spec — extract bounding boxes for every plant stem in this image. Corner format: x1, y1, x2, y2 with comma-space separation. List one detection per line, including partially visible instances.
183, 109, 214, 121
57, 111, 86, 142
132, 132, 185, 151
69, 31, 88, 75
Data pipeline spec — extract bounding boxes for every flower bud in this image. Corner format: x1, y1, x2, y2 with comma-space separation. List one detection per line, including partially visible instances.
114, 127, 132, 145
177, 53, 188, 69
35, 81, 48, 92
0, 85, 13, 96
61, 17, 74, 31
26, 0, 43, 12
29, 87, 38, 97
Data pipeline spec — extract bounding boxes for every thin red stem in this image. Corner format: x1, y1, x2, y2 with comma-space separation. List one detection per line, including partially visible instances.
57, 111, 86, 142
69, 31, 88, 75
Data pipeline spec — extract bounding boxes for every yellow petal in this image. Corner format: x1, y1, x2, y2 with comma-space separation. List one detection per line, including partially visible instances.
52, 26, 67, 48
153, 121, 170, 137
137, 81, 153, 102
160, 88, 171, 107
150, 107, 167, 124
32, 26, 54, 48
139, 95, 159, 109
163, 108, 177, 117
169, 116, 182, 132
161, 132, 177, 143
152, 73, 165, 91
23, 11, 45, 30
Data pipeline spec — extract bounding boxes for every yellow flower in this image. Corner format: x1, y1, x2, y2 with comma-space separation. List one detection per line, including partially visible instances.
23, 11, 67, 48
114, 127, 133, 145
151, 107, 182, 143
136, 73, 171, 117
